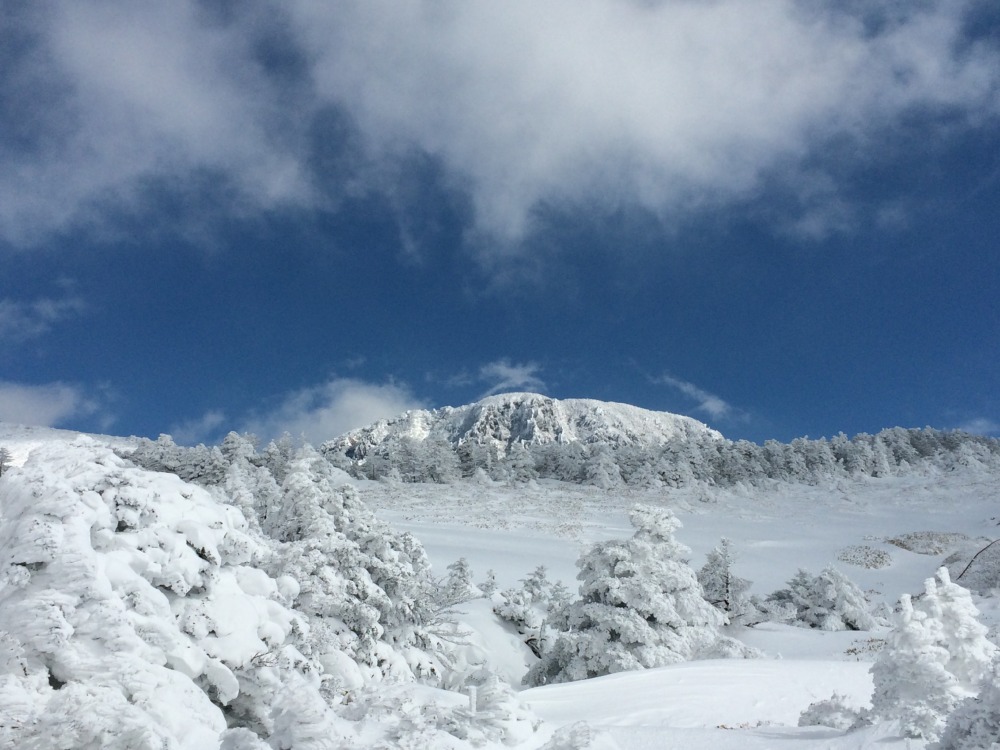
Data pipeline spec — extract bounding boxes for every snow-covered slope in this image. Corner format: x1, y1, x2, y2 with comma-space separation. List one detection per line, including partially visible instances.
2, 417, 999, 749
325, 392, 722, 459
0, 430, 536, 748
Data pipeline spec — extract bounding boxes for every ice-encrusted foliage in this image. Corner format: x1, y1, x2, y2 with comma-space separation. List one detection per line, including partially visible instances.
263, 447, 446, 684
0, 434, 536, 748
935, 660, 1000, 750
697, 538, 756, 625
766, 567, 878, 631
798, 692, 868, 731
871, 568, 998, 741
0, 437, 304, 747
492, 566, 571, 659
128, 434, 229, 485
525, 505, 725, 686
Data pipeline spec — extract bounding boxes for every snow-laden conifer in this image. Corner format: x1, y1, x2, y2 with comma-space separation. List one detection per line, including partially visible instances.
697, 538, 755, 625
871, 568, 998, 741
767, 566, 877, 631
935, 659, 1000, 750
525, 505, 724, 685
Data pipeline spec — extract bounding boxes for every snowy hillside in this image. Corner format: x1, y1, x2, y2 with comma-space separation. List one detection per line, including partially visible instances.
2, 408, 1000, 749
323, 393, 1000, 489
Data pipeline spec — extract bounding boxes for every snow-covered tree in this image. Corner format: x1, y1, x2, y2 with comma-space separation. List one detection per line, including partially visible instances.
442, 557, 478, 606
503, 442, 538, 483
525, 505, 724, 685
264, 448, 445, 681
0, 446, 11, 476
697, 538, 755, 625
767, 566, 877, 631
126, 434, 228, 485
871, 568, 998, 741
935, 659, 1000, 750
582, 444, 621, 488
479, 570, 498, 597
492, 566, 569, 659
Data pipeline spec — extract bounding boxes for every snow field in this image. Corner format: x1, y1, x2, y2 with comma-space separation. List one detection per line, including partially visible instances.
1, 424, 998, 748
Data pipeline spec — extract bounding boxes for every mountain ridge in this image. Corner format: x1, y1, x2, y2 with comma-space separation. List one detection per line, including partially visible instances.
323, 391, 723, 461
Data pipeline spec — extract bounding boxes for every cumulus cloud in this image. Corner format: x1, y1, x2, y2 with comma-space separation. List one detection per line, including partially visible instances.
0, 381, 98, 427
2, 0, 998, 249
478, 359, 546, 397
656, 374, 734, 421
243, 377, 425, 444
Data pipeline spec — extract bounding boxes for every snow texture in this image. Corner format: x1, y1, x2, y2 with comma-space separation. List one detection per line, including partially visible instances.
1, 400, 1000, 750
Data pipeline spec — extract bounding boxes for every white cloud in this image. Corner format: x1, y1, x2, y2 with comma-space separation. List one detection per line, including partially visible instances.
168, 409, 228, 446
478, 359, 546, 397
956, 417, 1000, 436
2, 1, 998, 249
656, 374, 734, 421
0, 1, 309, 246
0, 294, 85, 343
0, 381, 98, 427
243, 378, 425, 444
293, 0, 1000, 239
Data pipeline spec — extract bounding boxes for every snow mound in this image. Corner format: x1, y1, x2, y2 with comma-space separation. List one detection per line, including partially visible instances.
0, 436, 295, 747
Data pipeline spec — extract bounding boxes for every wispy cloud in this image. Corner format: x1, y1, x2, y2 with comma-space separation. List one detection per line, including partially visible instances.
0, 293, 85, 343
478, 359, 546, 398
168, 409, 228, 446
242, 377, 425, 444
955, 417, 1000, 436
2, 1, 997, 252
0, 380, 99, 427
655, 374, 736, 421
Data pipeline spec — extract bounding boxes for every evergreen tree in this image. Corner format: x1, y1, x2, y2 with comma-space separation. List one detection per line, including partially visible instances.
871, 568, 998, 741
442, 557, 477, 605
936, 660, 1000, 750
525, 505, 723, 685
766, 567, 876, 631
697, 538, 755, 624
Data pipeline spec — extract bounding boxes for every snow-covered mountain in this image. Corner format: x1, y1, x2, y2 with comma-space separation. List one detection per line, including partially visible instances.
325, 392, 722, 460
323, 393, 999, 488
2, 415, 1000, 749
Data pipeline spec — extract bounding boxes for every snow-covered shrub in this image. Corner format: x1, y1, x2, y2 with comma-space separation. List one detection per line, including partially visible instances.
261, 448, 449, 684
935, 659, 1000, 750
697, 538, 756, 625
888, 531, 973, 556
478, 569, 498, 597
538, 720, 619, 749
341, 677, 536, 748
871, 568, 998, 741
267, 672, 351, 749
126, 434, 228, 485
0, 437, 307, 747
0, 433, 508, 747
837, 544, 893, 569
798, 692, 868, 731
442, 557, 478, 606
766, 567, 878, 631
525, 505, 724, 686
492, 566, 570, 658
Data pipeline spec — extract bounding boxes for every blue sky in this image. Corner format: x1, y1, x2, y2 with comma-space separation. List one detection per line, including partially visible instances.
2, 0, 999, 445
